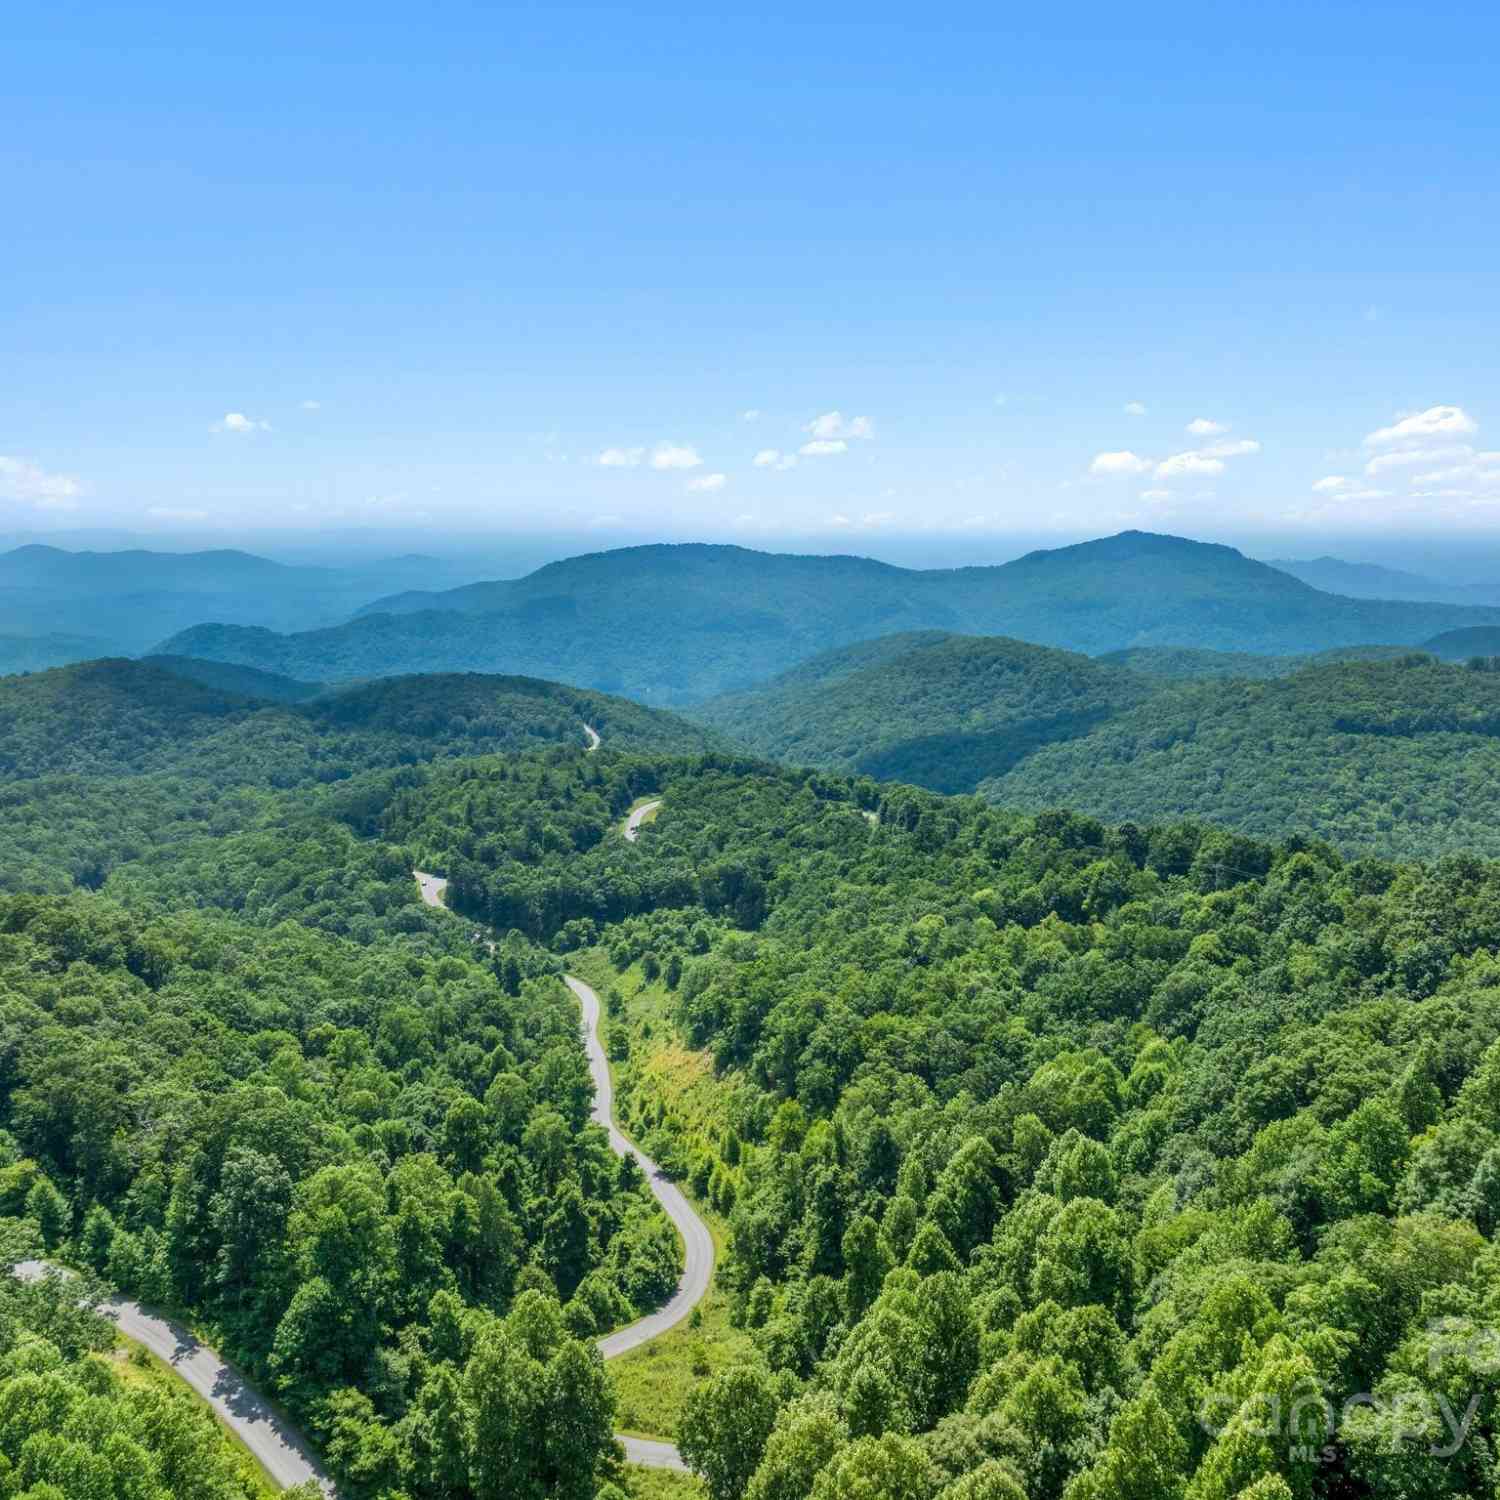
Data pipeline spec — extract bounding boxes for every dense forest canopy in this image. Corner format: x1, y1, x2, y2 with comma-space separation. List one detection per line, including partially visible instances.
0, 885, 670, 1498
693, 642, 1500, 860
988, 654, 1500, 859
158, 533, 1500, 704
387, 749, 1500, 1500
0, 659, 715, 901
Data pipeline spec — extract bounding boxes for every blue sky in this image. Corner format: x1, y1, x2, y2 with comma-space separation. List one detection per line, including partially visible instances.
4, 0, 1500, 554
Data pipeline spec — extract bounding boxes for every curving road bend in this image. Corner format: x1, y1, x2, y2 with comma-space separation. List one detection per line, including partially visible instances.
624, 799, 662, 842
12, 1261, 334, 1494
566, 974, 715, 1359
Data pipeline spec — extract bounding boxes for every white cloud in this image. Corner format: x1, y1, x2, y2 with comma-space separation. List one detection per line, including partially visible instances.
597, 447, 645, 468
1312, 475, 1349, 493
146, 505, 210, 522
994, 394, 1009, 407
1139, 487, 1170, 500
753, 448, 796, 470
804, 411, 874, 442
1089, 450, 1151, 476
1124, 401, 1148, 417
649, 443, 703, 471
300, 399, 321, 411
741, 409, 762, 422
1412, 454, 1500, 488
1200, 438, 1261, 458
686, 472, 727, 493
800, 439, 849, 457
0, 455, 83, 508
1155, 452, 1226, 479
1365, 444, 1472, 476
213, 412, 269, 434
1186, 417, 1228, 437
1364, 405, 1477, 448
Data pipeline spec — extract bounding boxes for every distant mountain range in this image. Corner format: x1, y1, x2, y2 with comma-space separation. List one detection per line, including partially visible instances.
0, 544, 482, 655
1268, 555, 1500, 606
159, 531, 1500, 703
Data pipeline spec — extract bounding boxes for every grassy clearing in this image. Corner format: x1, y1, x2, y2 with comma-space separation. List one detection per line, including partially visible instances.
572, 949, 758, 1441
622, 1464, 706, 1500
110, 1332, 279, 1496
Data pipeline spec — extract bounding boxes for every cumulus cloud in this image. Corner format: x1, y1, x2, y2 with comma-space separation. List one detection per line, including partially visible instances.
1200, 438, 1261, 459
1089, 450, 1151, 476
597, 447, 645, 467
1139, 487, 1170, 500
213, 412, 270, 434
741, 409, 761, 422
1312, 475, 1350, 493
800, 439, 849, 457
1364, 404, 1477, 448
804, 411, 874, 442
753, 448, 796, 470
1365, 445, 1470, 477
1124, 402, 1148, 417
299, 399, 321, 411
1155, 452, 1225, 479
0, 456, 83, 508
686, 472, 727, 493
1186, 417, 1228, 436
649, 443, 703, 471
1411, 454, 1500, 489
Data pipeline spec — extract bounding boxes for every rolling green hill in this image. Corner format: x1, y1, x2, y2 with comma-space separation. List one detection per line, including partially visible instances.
1422, 625, 1500, 660
692, 632, 1152, 793
1096, 642, 1415, 680
985, 653, 1500, 858
141, 652, 327, 702
158, 531, 1500, 704
0, 659, 715, 783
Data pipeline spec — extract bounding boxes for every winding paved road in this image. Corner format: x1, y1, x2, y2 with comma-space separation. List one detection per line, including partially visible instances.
413, 753, 699, 1470
567, 972, 715, 1361
13, 1261, 333, 1494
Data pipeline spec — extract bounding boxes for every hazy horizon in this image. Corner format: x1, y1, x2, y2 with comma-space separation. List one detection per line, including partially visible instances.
10, 521, 1500, 591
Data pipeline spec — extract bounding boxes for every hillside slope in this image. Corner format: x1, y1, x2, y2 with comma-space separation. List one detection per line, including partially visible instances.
160, 532, 1500, 703
986, 654, 1500, 858
692, 632, 1152, 792
0, 659, 715, 782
